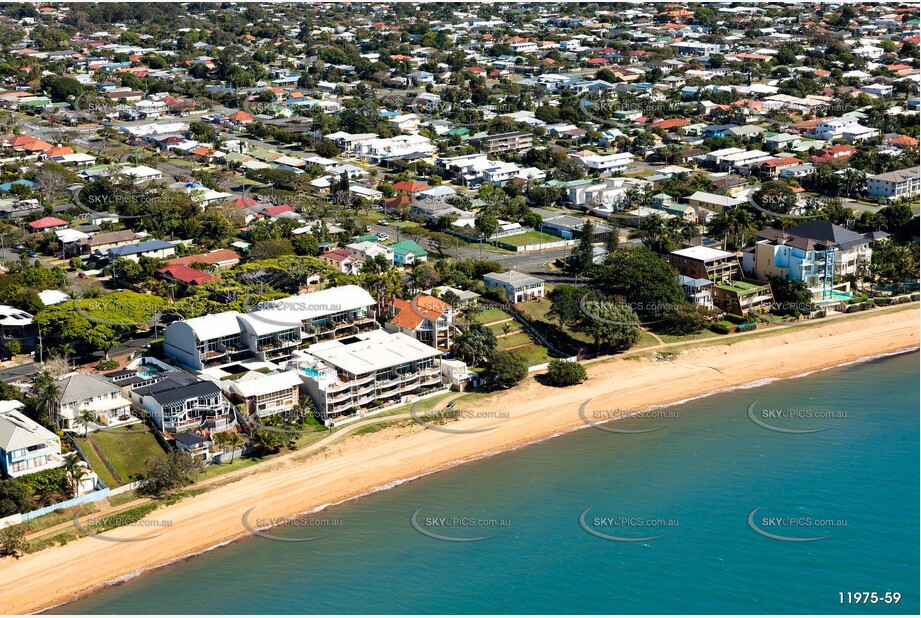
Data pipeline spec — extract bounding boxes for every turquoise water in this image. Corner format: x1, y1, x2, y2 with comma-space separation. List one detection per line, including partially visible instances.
54, 352, 919, 614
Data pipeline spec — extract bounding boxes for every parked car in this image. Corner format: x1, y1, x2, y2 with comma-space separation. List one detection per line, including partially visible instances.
379, 220, 389, 226
376, 232, 389, 242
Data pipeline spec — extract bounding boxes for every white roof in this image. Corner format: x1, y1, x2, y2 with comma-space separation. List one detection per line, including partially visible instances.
123, 165, 162, 178
55, 228, 90, 244
183, 310, 243, 341
38, 290, 69, 306
0, 405, 59, 451
231, 371, 302, 398
247, 285, 375, 332
671, 246, 736, 261
0, 305, 33, 326
308, 330, 441, 375
688, 191, 745, 207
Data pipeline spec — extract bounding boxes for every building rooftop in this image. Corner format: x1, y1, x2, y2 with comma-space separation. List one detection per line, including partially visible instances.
307, 330, 441, 376
671, 246, 736, 262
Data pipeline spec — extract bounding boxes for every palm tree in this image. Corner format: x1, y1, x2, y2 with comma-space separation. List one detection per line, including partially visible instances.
459, 302, 482, 325
227, 433, 243, 464
77, 409, 97, 437
30, 370, 61, 427
63, 453, 88, 496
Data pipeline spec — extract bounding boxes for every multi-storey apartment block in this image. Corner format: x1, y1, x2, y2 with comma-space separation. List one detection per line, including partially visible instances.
292, 331, 443, 419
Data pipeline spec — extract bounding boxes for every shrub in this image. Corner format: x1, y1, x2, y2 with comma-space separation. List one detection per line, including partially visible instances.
485, 351, 529, 388
545, 360, 588, 387
736, 323, 757, 332
710, 322, 732, 334
724, 313, 747, 324
911, 293, 919, 301
96, 359, 119, 370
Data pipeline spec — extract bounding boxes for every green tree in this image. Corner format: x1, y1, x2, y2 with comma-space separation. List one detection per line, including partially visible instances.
139, 451, 203, 498
485, 351, 528, 388
0, 526, 26, 558
576, 301, 641, 353
0, 479, 32, 518
591, 247, 685, 321
451, 323, 497, 365
545, 359, 588, 387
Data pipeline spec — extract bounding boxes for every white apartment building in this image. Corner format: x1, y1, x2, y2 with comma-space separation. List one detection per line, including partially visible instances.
575, 152, 634, 174
810, 118, 879, 142
292, 330, 444, 419
164, 286, 378, 370
866, 167, 920, 200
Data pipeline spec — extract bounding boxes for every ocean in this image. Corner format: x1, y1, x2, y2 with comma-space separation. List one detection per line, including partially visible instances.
53, 351, 919, 614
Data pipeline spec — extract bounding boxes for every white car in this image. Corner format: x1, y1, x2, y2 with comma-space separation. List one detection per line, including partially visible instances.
376, 232, 389, 242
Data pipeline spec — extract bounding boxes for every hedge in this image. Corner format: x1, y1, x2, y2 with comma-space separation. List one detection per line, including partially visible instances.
724, 313, 747, 324
736, 323, 757, 332
710, 322, 732, 334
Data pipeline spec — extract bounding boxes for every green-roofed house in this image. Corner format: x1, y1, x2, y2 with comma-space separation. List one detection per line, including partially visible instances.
713, 280, 774, 315
390, 240, 428, 265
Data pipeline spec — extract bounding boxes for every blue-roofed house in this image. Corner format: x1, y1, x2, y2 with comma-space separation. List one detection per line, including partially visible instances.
106, 239, 176, 262
0, 179, 35, 193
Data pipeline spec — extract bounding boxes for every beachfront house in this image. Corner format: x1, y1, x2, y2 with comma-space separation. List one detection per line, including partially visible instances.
0, 400, 64, 478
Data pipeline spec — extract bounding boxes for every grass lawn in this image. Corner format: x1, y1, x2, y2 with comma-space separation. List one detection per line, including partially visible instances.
633, 331, 661, 348
497, 332, 534, 350
89, 425, 167, 485
656, 330, 713, 344
499, 231, 560, 246
73, 436, 120, 489
478, 306, 514, 324
466, 242, 516, 254
489, 321, 522, 336
506, 343, 553, 367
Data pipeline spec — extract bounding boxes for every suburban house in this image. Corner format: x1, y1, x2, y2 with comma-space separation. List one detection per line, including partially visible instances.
133, 372, 237, 434
0, 305, 38, 350
483, 271, 545, 303
386, 294, 453, 350
106, 239, 176, 262
157, 264, 219, 287
229, 370, 303, 419
320, 248, 363, 274
667, 246, 741, 284
679, 275, 714, 310
27, 216, 69, 233
713, 280, 775, 315
292, 330, 443, 419
53, 373, 133, 431
0, 400, 64, 478
686, 191, 745, 214
390, 240, 428, 265
741, 221, 874, 300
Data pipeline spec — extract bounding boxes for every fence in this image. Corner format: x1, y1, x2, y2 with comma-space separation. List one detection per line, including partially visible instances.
0, 486, 111, 529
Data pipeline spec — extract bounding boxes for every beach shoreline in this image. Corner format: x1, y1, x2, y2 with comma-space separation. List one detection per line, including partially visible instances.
2, 307, 918, 615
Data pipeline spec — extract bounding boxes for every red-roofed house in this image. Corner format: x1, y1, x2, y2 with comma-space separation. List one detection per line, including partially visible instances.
157, 264, 219, 286
320, 248, 362, 275
650, 118, 690, 130
227, 110, 254, 124
385, 294, 453, 350
28, 216, 68, 232
754, 157, 802, 179
392, 181, 430, 195
810, 145, 857, 164
167, 249, 241, 271
263, 205, 294, 217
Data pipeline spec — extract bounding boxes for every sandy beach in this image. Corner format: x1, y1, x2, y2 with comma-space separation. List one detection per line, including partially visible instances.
0, 306, 917, 614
